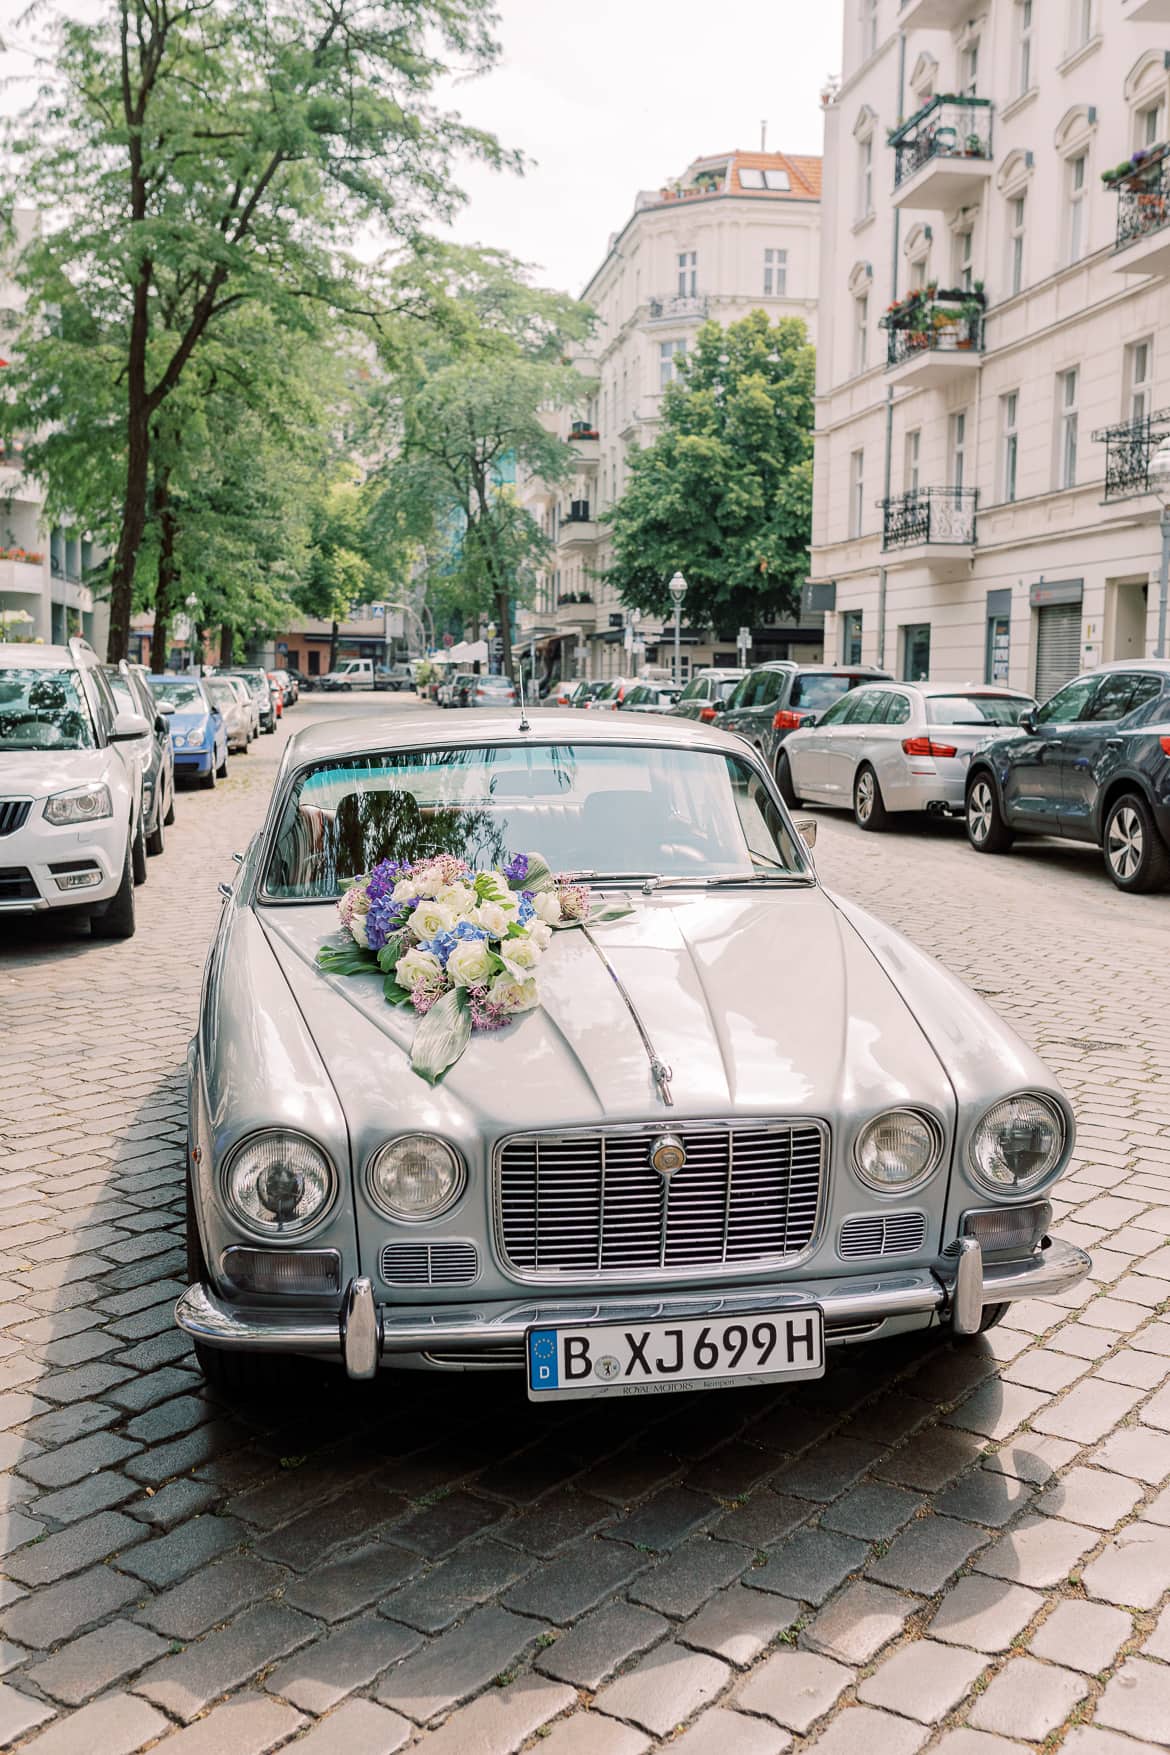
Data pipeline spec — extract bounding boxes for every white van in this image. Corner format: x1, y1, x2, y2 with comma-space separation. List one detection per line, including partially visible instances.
320, 659, 374, 692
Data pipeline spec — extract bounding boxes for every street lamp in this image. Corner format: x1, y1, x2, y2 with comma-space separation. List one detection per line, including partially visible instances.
184, 593, 199, 673
1149, 438, 1170, 659
668, 571, 687, 685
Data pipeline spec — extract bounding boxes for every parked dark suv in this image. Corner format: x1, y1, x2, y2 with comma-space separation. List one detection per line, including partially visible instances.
716, 663, 892, 766
671, 668, 747, 723
965, 661, 1170, 893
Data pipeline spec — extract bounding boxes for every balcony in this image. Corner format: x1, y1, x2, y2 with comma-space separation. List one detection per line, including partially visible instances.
881, 489, 977, 572
890, 96, 994, 212
898, 0, 977, 22
568, 425, 599, 468
1091, 407, 1170, 502
0, 558, 46, 597
557, 502, 600, 548
646, 295, 709, 324
555, 592, 595, 628
1124, 0, 1170, 18
1110, 148, 1170, 278
882, 289, 985, 387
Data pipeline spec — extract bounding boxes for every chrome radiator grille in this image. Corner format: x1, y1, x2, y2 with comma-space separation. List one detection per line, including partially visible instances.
496, 1121, 825, 1280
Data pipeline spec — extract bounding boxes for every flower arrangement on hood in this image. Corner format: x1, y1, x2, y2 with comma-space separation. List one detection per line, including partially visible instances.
316, 851, 629, 1083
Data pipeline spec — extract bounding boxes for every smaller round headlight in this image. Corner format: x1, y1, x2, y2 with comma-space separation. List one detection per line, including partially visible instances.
970, 1094, 1066, 1194
367, 1135, 464, 1221
223, 1132, 335, 1235
855, 1109, 942, 1192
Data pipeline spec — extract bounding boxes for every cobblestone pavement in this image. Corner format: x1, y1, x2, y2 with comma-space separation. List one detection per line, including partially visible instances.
0, 695, 1169, 1755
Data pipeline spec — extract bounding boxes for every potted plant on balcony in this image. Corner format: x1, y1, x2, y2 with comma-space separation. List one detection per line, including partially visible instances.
963, 131, 985, 158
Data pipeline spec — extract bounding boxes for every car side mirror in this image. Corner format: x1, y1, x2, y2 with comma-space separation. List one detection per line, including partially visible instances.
802, 713, 819, 729
111, 710, 151, 742
793, 816, 818, 850
1019, 708, 1038, 732
154, 714, 169, 737
156, 699, 176, 715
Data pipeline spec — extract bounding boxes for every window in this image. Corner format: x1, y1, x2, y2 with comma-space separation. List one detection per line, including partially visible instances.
1082, 671, 1162, 722
1015, 0, 1034, 97
1066, 154, 1087, 264
1138, 99, 1165, 149
849, 450, 865, 538
904, 428, 921, 494
909, 254, 927, 290
901, 624, 931, 682
861, 0, 878, 59
739, 167, 765, 189
841, 610, 863, 665
1008, 193, 1027, 296
854, 294, 869, 373
1128, 338, 1154, 424
954, 226, 974, 291
658, 339, 687, 389
677, 251, 697, 298
857, 134, 874, 221
961, 38, 980, 98
950, 410, 968, 490
763, 169, 791, 191
764, 248, 788, 296
1058, 368, 1079, 488
1068, 0, 1092, 51
1035, 674, 1096, 724
1002, 391, 1019, 502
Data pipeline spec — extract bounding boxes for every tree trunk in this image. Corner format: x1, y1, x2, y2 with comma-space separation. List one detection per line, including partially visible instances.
107, 388, 151, 662
496, 588, 514, 683
329, 620, 339, 671
220, 623, 233, 666
149, 465, 176, 672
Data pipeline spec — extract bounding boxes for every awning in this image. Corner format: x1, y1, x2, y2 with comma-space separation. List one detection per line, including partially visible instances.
445, 639, 490, 664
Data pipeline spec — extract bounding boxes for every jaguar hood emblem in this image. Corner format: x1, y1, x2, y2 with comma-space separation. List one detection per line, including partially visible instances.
650, 1134, 687, 1179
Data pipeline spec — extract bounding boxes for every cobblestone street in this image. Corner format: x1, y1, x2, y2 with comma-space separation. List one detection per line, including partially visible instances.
1, 695, 1169, 1754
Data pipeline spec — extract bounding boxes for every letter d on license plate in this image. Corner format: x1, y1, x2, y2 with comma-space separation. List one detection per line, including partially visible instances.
526, 1309, 824, 1401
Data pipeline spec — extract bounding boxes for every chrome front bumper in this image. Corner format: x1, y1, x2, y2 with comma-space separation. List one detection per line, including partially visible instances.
175, 1235, 1090, 1380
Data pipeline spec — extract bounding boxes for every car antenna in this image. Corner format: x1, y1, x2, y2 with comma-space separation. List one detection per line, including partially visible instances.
517, 669, 530, 732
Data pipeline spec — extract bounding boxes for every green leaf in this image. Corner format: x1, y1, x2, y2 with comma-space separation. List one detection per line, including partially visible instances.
504, 920, 528, 939
514, 852, 555, 893
474, 871, 504, 903
376, 929, 411, 972
590, 903, 635, 923
316, 943, 379, 977
411, 988, 472, 1084
383, 975, 414, 1006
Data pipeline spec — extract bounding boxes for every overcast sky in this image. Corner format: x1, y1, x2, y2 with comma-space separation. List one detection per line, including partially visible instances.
0, 0, 844, 298
437, 0, 844, 295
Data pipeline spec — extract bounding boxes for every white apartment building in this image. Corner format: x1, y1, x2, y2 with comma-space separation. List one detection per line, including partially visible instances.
517, 150, 822, 683
0, 210, 106, 651
811, 0, 1170, 700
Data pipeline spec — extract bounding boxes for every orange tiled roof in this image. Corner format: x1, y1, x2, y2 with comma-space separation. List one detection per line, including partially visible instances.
680, 149, 822, 201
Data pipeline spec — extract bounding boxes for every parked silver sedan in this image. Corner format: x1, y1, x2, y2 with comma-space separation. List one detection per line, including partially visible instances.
777, 682, 1035, 830
203, 676, 253, 755
177, 711, 1087, 1394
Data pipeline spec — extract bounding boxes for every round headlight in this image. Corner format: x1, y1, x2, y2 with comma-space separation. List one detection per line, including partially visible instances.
367, 1135, 465, 1221
969, 1094, 1066, 1195
223, 1132, 336, 1235
855, 1109, 942, 1192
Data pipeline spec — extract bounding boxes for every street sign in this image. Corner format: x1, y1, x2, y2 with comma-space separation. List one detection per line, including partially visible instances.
738, 625, 753, 649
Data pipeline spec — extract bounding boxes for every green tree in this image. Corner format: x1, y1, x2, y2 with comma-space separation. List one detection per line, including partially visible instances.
5, 0, 515, 660
606, 312, 815, 634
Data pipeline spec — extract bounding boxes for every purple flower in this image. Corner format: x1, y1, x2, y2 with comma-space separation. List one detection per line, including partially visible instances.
468, 983, 513, 1032
504, 853, 529, 883
365, 859, 407, 904
365, 893, 410, 952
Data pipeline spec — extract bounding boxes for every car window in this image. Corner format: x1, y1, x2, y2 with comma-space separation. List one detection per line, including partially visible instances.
925, 694, 1031, 726
106, 671, 136, 717
1124, 678, 1170, 725
723, 675, 752, 710
679, 678, 704, 701
1035, 676, 1097, 725
789, 673, 856, 711
716, 677, 742, 704
755, 670, 786, 707
884, 694, 912, 726
205, 680, 238, 711
86, 666, 118, 738
817, 693, 859, 727
0, 667, 97, 751
847, 689, 887, 726
1083, 672, 1163, 723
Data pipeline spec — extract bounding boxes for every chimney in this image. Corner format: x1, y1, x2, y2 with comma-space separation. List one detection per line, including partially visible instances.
760, 119, 767, 151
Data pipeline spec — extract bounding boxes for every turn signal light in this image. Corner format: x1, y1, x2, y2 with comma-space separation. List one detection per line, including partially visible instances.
1160, 736, 1170, 756
773, 709, 805, 730
902, 736, 959, 758
699, 705, 717, 722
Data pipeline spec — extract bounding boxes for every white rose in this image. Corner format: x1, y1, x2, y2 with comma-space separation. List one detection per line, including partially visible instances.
396, 947, 443, 989
350, 917, 369, 948
391, 877, 422, 906
501, 935, 542, 979
436, 882, 474, 912
446, 936, 496, 987
533, 890, 562, 925
490, 972, 541, 1013
528, 921, 552, 951
472, 900, 514, 939
411, 868, 443, 899
408, 898, 455, 941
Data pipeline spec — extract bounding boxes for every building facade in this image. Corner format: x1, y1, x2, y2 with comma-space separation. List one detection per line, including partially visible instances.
811, 0, 1170, 700
517, 150, 823, 684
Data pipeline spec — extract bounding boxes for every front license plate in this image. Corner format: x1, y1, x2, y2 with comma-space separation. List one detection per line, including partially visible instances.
526, 1309, 824, 1401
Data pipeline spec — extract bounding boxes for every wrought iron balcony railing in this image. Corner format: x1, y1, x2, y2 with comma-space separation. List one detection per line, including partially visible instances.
884, 308, 984, 368
881, 487, 977, 549
1091, 407, 1170, 502
1112, 150, 1170, 251
889, 95, 994, 188
647, 294, 709, 321
563, 500, 592, 524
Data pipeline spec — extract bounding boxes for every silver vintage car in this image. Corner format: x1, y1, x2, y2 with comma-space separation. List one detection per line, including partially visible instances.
178, 711, 1089, 1398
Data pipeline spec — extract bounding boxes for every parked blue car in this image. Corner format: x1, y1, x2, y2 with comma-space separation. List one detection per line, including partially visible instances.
148, 675, 229, 789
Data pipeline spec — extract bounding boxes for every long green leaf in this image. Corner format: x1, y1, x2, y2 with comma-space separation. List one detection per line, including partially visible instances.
383, 975, 413, 1006
553, 902, 634, 931
316, 943, 379, 976
512, 851, 555, 893
410, 988, 472, 1085
376, 929, 411, 973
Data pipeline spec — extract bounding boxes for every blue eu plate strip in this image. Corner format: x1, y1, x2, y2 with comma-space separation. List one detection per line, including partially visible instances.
528, 1328, 559, 1391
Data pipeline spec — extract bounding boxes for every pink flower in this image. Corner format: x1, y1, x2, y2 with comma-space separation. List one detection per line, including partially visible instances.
468, 983, 513, 1031
556, 882, 591, 922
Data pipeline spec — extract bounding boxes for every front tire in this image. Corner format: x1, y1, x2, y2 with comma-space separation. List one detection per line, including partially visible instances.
775, 751, 798, 807
163, 783, 176, 827
966, 773, 1013, 855
131, 811, 148, 885
146, 808, 165, 858
1102, 792, 1170, 893
216, 747, 228, 779
201, 760, 217, 791
90, 847, 136, 940
854, 764, 890, 832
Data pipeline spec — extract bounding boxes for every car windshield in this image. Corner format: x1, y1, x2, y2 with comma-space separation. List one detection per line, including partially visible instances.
0, 667, 96, 751
150, 679, 205, 710
925, 694, 1031, 726
716, 678, 742, 703
204, 680, 237, 711
789, 674, 857, 710
264, 742, 811, 899
233, 672, 266, 691
474, 677, 513, 691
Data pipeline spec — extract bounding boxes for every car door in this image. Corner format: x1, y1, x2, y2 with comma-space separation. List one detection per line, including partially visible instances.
999, 674, 1098, 831
716, 671, 757, 734
742, 669, 785, 751
791, 691, 860, 796
824, 686, 889, 803
1058, 671, 1165, 840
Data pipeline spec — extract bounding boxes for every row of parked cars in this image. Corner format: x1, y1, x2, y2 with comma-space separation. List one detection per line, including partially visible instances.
0, 638, 300, 940
557, 656, 1170, 894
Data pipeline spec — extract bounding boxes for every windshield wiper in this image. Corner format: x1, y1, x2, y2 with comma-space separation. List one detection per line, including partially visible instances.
558, 870, 664, 885
651, 872, 814, 889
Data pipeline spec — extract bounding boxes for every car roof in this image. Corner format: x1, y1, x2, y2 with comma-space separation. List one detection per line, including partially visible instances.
0, 643, 78, 668
882, 681, 1033, 697
1082, 660, 1170, 677
284, 707, 757, 766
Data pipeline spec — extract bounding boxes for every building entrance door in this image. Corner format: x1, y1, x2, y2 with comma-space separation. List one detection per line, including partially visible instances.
1034, 602, 1081, 704
1104, 579, 1148, 663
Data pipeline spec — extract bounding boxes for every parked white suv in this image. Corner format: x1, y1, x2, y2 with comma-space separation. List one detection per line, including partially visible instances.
0, 638, 150, 938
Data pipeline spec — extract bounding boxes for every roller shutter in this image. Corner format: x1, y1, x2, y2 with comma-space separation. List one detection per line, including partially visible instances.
1034, 602, 1081, 704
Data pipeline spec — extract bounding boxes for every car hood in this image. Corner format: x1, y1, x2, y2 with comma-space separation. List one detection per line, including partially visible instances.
259, 888, 956, 1146
0, 747, 114, 800
168, 710, 211, 733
